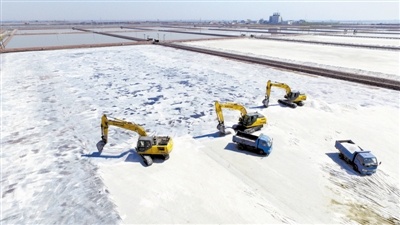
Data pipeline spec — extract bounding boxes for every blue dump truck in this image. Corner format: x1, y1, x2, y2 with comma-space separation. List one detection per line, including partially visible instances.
232, 131, 273, 156
335, 140, 380, 175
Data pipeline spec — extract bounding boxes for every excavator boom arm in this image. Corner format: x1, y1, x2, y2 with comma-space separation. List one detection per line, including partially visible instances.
100, 114, 147, 144
219, 102, 247, 115
215, 101, 225, 125
266, 80, 292, 98
215, 101, 249, 123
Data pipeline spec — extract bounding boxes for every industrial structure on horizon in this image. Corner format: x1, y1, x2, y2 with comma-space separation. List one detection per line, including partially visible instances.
269, 12, 283, 24
257, 12, 295, 25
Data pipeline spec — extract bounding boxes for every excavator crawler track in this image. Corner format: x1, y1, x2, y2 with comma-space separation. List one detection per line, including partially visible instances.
278, 99, 297, 108
163, 154, 170, 160
234, 125, 263, 134
142, 155, 153, 167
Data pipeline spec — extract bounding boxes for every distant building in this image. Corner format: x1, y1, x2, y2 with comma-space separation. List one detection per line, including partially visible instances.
282, 20, 293, 25
269, 12, 283, 24
258, 18, 269, 24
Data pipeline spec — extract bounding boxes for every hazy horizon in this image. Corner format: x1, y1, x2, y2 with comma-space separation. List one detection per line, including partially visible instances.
2, 19, 400, 23
2, 1, 399, 22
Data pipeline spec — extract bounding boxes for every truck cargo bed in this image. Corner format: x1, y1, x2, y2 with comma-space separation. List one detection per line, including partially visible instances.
335, 140, 362, 161
232, 135, 257, 148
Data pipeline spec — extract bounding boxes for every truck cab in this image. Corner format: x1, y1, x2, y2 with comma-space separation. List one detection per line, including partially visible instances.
353, 152, 379, 175
256, 134, 273, 155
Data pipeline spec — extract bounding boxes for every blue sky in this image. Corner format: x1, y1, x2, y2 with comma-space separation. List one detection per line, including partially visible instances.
2, 0, 399, 21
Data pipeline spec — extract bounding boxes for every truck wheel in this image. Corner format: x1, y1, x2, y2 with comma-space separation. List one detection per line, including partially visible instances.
339, 153, 344, 159
238, 144, 244, 150
163, 154, 170, 160
259, 150, 264, 155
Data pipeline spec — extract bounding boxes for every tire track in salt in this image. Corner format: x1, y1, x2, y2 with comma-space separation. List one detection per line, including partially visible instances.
321, 165, 400, 224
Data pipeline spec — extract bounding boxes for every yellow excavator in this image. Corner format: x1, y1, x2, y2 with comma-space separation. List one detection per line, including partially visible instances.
262, 80, 307, 108
215, 101, 267, 134
96, 114, 173, 166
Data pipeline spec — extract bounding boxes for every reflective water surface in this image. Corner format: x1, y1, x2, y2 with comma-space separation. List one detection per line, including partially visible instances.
5, 27, 235, 48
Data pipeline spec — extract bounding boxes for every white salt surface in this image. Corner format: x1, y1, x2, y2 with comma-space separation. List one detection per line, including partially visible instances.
183, 38, 400, 80
1, 42, 399, 224
272, 34, 400, 47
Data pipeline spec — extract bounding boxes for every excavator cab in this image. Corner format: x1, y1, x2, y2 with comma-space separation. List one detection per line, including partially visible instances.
137, 137, 153, 152
283, 90, 305, 107
240, 113, 265, 127
285, 91, 300, 101
237, 112, 266, 133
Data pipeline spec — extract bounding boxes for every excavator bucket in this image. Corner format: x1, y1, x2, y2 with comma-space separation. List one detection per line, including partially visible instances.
217, 123, 226, 134
217, 123, 233, 135
96, 140, 106, 153
262, 97, 270, 108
